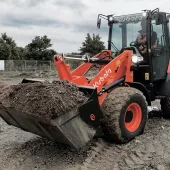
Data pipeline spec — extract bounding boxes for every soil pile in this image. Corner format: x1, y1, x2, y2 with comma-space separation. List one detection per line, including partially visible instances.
0, 81, 88, 120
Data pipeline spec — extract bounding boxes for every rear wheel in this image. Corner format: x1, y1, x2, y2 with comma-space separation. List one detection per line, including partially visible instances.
101, 87, 147, 143
161, 97, 170, 118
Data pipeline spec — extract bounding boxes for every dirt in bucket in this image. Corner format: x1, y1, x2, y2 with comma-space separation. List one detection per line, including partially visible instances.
0, 81, 88, 120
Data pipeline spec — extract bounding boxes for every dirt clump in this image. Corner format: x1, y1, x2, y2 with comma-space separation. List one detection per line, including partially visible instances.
0, 81, 88, 120
0, 84, 12, 107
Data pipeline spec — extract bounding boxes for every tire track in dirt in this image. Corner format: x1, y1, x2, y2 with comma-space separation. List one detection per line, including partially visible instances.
80, 138, 128, 170
80, 118, 170, 170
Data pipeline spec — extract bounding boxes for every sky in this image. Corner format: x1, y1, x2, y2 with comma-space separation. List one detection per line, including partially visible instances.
0, 0, 170, 53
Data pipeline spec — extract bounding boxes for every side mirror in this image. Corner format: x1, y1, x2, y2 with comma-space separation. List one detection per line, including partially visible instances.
97, 17, 101, 29
156, 13, 165, 25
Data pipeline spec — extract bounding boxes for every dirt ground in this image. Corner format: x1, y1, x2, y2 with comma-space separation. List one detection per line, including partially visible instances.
0, 71, 170, 170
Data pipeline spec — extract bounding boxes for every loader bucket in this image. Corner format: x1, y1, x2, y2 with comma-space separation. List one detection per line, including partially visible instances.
0, 87, 102, 149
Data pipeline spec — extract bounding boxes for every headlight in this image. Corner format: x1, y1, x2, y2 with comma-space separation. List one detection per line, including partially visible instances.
131, 54, 143, 63
108, 16, 114, 22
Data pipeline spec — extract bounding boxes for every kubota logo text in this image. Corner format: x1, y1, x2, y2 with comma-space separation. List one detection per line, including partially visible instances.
93, 69, 112, 88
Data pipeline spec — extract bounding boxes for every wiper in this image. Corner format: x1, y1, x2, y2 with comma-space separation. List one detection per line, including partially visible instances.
108, 41, 119, 53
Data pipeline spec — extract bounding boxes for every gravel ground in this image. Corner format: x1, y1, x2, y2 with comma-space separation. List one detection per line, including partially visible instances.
80, 118, 170, 170
1, 116, 170, 170
0, 72, 170, 170
0, 118, 90, 170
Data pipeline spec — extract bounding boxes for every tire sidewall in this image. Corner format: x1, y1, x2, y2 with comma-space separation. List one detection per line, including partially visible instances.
119, 93, 147, 140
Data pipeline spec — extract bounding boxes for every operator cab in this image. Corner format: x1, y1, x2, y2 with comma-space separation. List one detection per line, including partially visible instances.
108, 13, 147, 58
97, 9, 170, 85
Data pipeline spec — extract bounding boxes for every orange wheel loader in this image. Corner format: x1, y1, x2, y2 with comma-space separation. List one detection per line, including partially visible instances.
1, 8, 170, 149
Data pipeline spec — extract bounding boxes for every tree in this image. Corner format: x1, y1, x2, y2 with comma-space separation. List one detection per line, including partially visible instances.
26, 35, 57, 60
0, 33, 20, 60
0, 33, 57, 60
16, 47, 28, 60
79, 33, 105, 55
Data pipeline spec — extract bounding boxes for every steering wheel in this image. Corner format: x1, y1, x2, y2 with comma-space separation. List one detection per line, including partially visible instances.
130, 41, 146, 53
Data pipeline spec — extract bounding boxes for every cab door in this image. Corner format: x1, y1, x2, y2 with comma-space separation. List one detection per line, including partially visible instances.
151, 17, 170, 81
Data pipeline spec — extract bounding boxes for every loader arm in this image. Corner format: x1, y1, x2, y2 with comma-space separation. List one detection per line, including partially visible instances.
71, 50, 112, 77
54, 50, 134, 106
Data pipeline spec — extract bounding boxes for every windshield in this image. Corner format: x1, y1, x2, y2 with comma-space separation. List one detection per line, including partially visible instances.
111, 13, 146, 54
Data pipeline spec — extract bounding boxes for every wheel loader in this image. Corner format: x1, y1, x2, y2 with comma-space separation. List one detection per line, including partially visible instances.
0, 8, 170, 149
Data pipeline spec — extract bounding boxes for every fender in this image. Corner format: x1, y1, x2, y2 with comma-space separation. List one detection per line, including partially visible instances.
125, 82, 151, 106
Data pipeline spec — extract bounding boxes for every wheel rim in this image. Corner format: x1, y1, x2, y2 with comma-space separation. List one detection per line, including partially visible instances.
124, 103, 142, 133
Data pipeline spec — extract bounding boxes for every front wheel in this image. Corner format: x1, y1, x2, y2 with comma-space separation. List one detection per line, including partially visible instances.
101, 87, 147, 143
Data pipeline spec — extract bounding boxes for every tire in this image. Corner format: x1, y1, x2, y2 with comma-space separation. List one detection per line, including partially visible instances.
101, 87, 147, 143
161, 97, 170, 118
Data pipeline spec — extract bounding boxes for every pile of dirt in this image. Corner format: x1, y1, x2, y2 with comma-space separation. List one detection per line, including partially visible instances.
0, 81, 88, 120
0, 71, 58, 78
